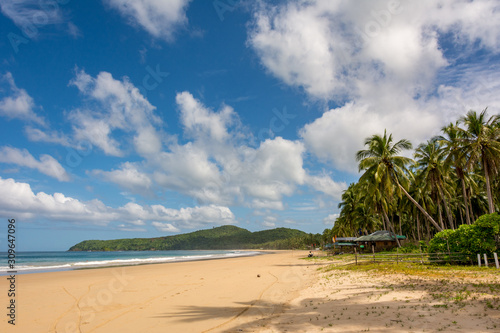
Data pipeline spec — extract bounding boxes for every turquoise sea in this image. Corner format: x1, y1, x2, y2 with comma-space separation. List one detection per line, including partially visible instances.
0, 250, 260, 275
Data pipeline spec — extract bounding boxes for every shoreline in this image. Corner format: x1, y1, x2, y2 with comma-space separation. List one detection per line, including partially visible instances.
0, 249, 267, 276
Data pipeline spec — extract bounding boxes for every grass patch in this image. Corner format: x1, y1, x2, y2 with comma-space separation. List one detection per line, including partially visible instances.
322, 259, 499, 279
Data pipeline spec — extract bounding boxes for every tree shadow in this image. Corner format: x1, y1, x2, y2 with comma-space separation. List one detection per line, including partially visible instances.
154, 275, 500, 332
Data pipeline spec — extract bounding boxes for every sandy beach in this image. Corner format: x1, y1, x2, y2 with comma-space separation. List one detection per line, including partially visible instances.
1, 251, 318, 333
2, 252, 500, 333
257, 260, 500, 333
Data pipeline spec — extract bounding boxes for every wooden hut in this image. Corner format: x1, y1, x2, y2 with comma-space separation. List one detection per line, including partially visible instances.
355, 231, 406, 252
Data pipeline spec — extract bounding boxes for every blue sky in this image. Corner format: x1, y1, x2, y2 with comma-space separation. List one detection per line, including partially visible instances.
1, 0, 499, 251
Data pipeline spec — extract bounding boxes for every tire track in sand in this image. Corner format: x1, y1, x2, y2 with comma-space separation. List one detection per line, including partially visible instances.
51, 282, 95, 333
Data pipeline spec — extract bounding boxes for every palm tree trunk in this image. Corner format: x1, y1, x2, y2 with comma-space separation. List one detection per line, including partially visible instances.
458, 206, 463, 226
426, 217, 431, 240
416, 213, 421, 242
468, 191, 475, 222
438, 203, 444, 230
461, 178, 471, 225
399, 211, 402, 236
483, 155, 495, 214
439, 186, 454, 229
396, 182, 443, 231
382, 207, 401, 248
380, 213, 386, 230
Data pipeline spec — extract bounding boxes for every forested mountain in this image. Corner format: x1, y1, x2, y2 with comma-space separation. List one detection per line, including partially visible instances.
68, 225, 312, 251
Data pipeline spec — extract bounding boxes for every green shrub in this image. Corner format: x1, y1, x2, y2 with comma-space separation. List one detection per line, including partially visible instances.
428, 213, 500, 263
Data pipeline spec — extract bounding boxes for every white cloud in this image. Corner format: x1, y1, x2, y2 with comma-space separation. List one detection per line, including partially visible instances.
248, 0, 500, 100
0, 0, 64, 30
149, 204, 236, 228
69, 70, 162, 157
105, 0, 191, 41
261, 215, 277, 228
93, 162, 152, 196
248, 1, 353, 99
252, 199, 284, 211
176, 91, 236, 142
152, 222, 180, 233
0, 177, 236, 231
0, 177, 117, 223
0, 147, 70, 181
0, 73, 44, 125
153, 142, 222, 192
69, 110, 122, 156
24, 127, 71, 146
305, 174, 346, 200
117, 224, 147, 232
0, 0, 80, 39
323, 213, 339, 226
300, 102, 440, 171
134, 126, 162, 156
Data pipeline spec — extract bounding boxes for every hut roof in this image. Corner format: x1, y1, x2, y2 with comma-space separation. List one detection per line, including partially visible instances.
355, 230, 406, 242
336, 237, 358, 242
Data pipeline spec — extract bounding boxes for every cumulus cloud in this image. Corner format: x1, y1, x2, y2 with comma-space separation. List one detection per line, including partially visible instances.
176, 91, 236, 142
305, 174, 346, 200
0, 73, 44, 125
300, 102, 440, 172
105, 0, 191, 41
249, 0, 500, 99
261, 215, 277, 228
249, 0, 500, 171
0, 147, 70, 181
69, 70, 162, 157
0, 177, 235, 231
152, 222, 180, 233
93, 162, 152, 196
323, 213, 339, 226
0, 177, 117, 223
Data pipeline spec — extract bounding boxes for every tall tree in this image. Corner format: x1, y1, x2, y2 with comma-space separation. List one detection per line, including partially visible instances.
356, 130, 443, 234
458, 109, 500, 214
438, 123, 471, 224
414, 139, 455, 229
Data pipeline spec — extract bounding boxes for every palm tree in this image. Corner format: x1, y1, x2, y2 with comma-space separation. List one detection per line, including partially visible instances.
438, 122, 471, 225
458, 109, 500, 214
335, 183, 360, 236
356, 131, 443, 235
414, 139, 455, 229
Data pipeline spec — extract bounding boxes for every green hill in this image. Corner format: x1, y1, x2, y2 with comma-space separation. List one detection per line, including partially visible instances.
68, 225, 309, 251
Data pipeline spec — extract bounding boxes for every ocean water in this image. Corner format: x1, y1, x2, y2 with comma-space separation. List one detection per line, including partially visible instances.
0, 250, 260, 275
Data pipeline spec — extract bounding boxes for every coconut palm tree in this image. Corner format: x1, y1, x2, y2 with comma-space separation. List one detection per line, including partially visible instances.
414, 139, 455, 229
356, 130, 443, 235
438, 122, 471, 225
458, 109, 500, 214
